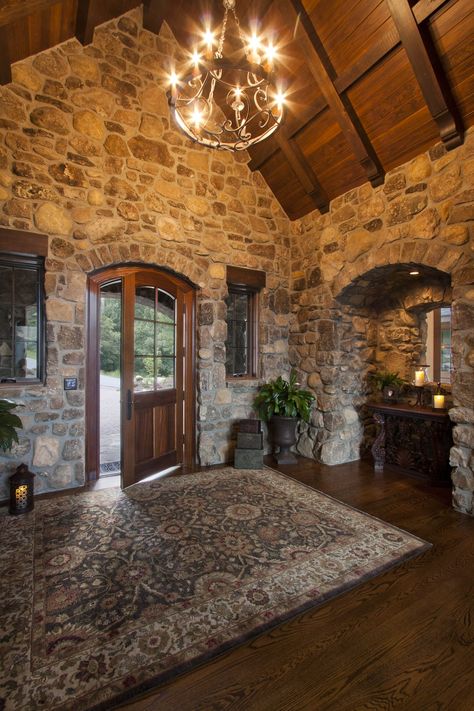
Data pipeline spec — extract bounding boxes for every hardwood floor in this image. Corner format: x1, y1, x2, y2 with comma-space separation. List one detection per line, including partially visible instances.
98, 457, 474, 711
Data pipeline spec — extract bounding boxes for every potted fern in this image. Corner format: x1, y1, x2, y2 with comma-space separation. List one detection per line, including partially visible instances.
254, 370, 315, 464
370, 370, 406, 403
0, 398, 23, 452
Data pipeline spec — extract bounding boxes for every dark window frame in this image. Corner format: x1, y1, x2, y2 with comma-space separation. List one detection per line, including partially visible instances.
0, 253, 46, 385
225, 284, 259, 379
225, 267, 265, 380
432, 306, 451, 384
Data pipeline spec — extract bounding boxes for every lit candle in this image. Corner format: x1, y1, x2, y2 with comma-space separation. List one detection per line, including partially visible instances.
203, 29, 214, 60
15, 484, 28, 509
263, 43, 276, 72
248, 34, 261, 64
415, 370, 425, 386
433, 394, 445, 409
192, 49, 200, 77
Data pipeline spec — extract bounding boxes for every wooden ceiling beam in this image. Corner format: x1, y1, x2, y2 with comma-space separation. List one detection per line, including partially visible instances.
275, 130, 329, 212
142, 0, 168, 35
248, 0, 451, 174
75, 0, 95, 45
76, 1, 141, 46
0, 0, 62, 27
412, 0, 451, 24
386, 0, 463, 149
287, 0, 384, 186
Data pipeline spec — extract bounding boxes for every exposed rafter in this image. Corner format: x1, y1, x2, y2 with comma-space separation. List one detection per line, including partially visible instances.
248, 0, 452, 173
275, 130, 329, 213
287, 0, 384, 187
142, 0, 167, 35
76, 0, 141, 45
0, 26, 12, 83
75, 0, 94, 45
0, 0, 62, 27
386, 0, 463, 149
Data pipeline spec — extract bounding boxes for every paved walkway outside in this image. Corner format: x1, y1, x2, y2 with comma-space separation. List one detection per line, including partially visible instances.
100, 374, 121, 468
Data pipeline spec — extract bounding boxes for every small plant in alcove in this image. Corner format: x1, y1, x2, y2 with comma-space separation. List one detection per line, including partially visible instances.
370, 371, 406, 390
370, 371, 406, 402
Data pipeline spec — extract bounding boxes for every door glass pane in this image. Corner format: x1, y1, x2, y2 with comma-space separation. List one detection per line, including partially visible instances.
158, 290, 175, 323
156, 323, 175, 357
134, 286, 176, 392
135, 320, 155, 356
134, 356, 155, 391
99, 280, 122, 477
135, 287, 155, 320
156, 356, 175, 389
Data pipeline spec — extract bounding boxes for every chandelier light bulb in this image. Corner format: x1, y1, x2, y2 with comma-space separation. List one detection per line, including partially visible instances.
264, 43, 276, 72
275, 91, 286, 108
203, 28, 214, 59
169, 71, 178, 87
248, 33, 261, 63
192, 107, 203, 126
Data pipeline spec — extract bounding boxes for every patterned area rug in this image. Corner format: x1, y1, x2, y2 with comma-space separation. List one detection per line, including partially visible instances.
1, 467, 430, 710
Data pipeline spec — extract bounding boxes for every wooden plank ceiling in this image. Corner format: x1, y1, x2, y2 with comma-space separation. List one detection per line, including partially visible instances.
0, 0, 473, 219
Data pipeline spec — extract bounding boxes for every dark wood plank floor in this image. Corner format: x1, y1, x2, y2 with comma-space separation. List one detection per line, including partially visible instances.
97, 457, 474, 711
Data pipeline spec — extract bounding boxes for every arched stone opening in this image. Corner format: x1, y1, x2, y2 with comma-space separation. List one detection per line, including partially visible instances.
293, 255, 474, 516
337, 262, 452, 383
335, 262, 453, 458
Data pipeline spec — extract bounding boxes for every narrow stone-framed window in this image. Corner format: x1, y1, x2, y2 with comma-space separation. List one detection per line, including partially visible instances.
225, 266, 265, 379
0, 229, 48, 385
432, 306, 452, 384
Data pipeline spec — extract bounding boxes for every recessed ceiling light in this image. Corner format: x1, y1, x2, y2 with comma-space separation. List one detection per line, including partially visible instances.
409, 270, 420, 276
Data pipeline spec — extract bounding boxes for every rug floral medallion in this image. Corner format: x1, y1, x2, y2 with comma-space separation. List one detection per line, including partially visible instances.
0, 467, 430, 710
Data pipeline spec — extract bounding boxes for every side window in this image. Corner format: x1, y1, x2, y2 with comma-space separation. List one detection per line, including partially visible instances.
426, 306, 452, 384
225, 285, 257, 378
224, 266, 265, 379
0, 254, 45, 383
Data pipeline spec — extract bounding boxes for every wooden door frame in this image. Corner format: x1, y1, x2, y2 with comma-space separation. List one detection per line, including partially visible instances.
86, 262, 197, 483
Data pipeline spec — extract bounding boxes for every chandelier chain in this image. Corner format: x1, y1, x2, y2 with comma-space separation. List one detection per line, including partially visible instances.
217, 0, 247, 59
216, 5, 229, 58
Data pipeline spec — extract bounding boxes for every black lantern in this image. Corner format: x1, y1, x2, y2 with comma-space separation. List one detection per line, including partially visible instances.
9, 464, 35, 515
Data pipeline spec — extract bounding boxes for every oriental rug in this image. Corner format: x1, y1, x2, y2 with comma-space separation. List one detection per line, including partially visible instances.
0, 467, 430, 710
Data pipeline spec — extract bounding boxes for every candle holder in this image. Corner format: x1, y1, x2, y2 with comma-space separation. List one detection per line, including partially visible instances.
412, 365, 429, 408
9, 463, 35, 515
433, 382, 446, 410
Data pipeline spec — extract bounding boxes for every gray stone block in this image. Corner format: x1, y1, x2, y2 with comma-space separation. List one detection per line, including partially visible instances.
237, 432, 263, 450
234, 448, 264, 469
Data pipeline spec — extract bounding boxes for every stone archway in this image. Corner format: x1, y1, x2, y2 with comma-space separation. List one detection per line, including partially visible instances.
294, 247, 474, 516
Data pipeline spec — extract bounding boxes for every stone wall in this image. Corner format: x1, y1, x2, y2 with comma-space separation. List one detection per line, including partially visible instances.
290, 132, 474, 514
0, 8, 292, 498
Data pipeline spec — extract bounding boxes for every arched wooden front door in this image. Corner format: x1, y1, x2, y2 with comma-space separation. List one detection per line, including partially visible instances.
87, 264, 196, 487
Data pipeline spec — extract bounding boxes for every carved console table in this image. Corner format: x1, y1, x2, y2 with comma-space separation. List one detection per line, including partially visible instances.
367, 402, 453, 486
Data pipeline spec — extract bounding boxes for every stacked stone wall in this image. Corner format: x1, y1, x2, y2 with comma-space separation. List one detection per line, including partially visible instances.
0, 8, 292, 498
290, 132, 474, 514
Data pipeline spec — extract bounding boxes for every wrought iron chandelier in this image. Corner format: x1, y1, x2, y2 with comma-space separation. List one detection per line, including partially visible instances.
168, 0, 285, 152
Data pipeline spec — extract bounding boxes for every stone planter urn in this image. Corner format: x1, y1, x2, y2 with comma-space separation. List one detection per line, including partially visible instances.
270, 415, 298, 464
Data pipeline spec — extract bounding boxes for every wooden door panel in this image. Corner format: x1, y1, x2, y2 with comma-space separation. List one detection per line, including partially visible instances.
134, 402, 177, 477
87, 264, 196, 488
154, 403, 176, 457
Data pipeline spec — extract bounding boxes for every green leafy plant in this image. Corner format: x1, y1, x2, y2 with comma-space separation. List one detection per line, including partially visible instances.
0, 399, 23, 452
370, 370, 406, 390
254, 370, 315, 422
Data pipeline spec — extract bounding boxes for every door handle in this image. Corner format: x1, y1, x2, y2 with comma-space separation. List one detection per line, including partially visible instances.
127, 389, 133, 420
